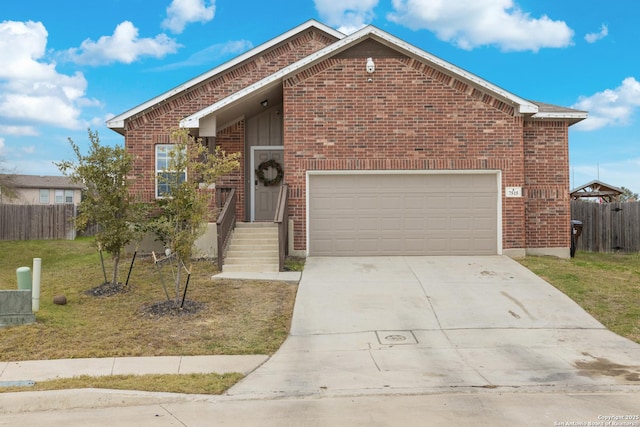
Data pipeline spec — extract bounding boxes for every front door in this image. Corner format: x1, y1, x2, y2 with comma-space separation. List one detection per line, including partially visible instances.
252, 147, 284, 221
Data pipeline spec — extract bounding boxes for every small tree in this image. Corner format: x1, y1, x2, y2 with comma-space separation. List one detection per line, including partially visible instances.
0, 158, 17, 202
152, 128, 240, 302
620, 186, 639, 202
56, 129, 146, 287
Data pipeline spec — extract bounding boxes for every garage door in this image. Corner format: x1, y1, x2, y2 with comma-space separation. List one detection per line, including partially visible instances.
308, 173, 498, 256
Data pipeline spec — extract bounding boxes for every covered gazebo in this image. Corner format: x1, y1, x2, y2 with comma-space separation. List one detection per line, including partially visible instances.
570, 180, 623, 203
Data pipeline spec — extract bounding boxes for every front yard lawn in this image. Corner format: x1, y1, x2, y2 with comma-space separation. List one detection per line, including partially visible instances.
518, 251, 640, 344
0, 239, 297, 361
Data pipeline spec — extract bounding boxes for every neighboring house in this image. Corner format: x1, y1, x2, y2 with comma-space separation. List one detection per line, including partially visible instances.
107, 20, 587, 259
0, 174, 84, 205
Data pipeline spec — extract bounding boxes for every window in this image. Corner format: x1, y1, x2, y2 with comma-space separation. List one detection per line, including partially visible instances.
39, 189, 49, 204
156, 144, 186, 198
55, 189, 64, 204
65, 190, 74, 204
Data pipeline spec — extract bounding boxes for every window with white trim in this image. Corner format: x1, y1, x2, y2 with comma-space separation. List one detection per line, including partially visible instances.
39, 189, 49, 204
155, 144, 186, 198
55, 189, 64, 204
65, 190, 74, 203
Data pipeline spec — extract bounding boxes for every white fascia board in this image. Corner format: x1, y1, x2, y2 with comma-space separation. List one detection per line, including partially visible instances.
531, 111, 588, 120
367, 28, 539, 114
182, 25, 542, 128
182, 26, 408, 126
106, 118, 125, 129
107, 20, 345, 130
181, 31, 368, 127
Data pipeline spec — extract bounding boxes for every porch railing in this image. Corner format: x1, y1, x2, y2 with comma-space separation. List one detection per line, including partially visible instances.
274, 184, 289, 272
216, 186, 234, 209
216, 188, 236, 270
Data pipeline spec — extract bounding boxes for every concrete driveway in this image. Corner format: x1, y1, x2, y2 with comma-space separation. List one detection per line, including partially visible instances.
230, 256, 640, 398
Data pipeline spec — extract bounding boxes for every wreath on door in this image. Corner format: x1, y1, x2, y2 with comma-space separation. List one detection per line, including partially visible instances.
255, 159, 284, 186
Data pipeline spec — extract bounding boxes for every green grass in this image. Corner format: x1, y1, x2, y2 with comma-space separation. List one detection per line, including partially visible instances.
284, 256, 305, 272
0, 373, 244, 394
518, 251, 640, 343
0, 238, 297, 360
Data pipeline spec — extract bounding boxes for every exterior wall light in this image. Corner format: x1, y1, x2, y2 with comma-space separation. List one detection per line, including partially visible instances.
366, 57, 375, 74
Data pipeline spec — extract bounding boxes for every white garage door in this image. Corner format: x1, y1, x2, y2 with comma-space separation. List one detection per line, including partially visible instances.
308, 173, 498, 256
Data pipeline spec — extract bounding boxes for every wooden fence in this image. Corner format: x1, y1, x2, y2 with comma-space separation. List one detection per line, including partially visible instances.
0, 204, 77, 241
571, 200, 640, 253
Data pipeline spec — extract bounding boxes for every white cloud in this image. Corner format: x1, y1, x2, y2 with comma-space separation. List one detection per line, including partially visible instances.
572, 77, 640, 131
0, 138, 5, 154
0, 125, 39, 136
90, 114, 115, 128
151, 40, 253, 71
388, 0, 574, 51
64, 21, 181, 66
0, 20, 87, 130
162, 0, 216, 34
585, 24, 608, 43
314, 0, 379, 34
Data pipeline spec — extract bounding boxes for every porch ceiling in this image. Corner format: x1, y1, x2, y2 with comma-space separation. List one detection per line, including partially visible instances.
186, 82, 283, 136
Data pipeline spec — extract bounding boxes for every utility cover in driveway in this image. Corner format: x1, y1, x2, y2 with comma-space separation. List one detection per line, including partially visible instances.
308, 173, 498, 256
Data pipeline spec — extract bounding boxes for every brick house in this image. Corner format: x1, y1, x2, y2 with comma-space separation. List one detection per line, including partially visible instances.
107, 20, 586, 260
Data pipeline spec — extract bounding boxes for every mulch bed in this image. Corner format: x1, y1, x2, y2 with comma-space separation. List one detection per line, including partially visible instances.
139, 299, 205, 318
84, 282, 129, 297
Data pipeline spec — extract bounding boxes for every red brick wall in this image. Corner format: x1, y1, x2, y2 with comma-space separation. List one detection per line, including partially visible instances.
123, 32, 571, 254
283, 56, 529, 251
215, 121, 246, 220
523, 120, 571, 248
124, 30, 338, 209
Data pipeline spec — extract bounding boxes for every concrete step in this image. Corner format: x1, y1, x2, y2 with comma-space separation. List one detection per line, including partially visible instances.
228, 239, 278, 247
222, 263, 279, 273
226, 247, 280, 258
224, 254, 279, 264
230, 234, 278, 241
231, 235, 277, 242
228, 243, 278, 252
236, 222, 277, 227
234, 226, 277, 233
221, 222, 280, 273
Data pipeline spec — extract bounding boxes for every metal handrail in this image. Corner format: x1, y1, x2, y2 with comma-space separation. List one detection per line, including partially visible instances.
274, 184, 289, 272
216, 188, 236, 270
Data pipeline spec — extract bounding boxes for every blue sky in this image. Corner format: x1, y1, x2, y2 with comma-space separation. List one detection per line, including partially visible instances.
1, 0, 639, 193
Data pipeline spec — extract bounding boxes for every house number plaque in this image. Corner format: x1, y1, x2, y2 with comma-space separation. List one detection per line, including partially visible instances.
506, 187, 522, 197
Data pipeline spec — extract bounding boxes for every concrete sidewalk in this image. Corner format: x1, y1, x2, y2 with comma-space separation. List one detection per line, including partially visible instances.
0, 355, 269, 383
212, 271, 301, 283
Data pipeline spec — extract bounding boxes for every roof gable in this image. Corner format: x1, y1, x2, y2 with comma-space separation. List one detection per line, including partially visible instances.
571, 180, 623, 200
107, 20, 587, 134
181, 24, 569, 130
106, 20, 344, 133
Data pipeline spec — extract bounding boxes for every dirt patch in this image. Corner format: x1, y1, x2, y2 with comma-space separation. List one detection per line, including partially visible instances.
84, 282, 129, 297
574, 353, 640, 382
139, 299, 205, 318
